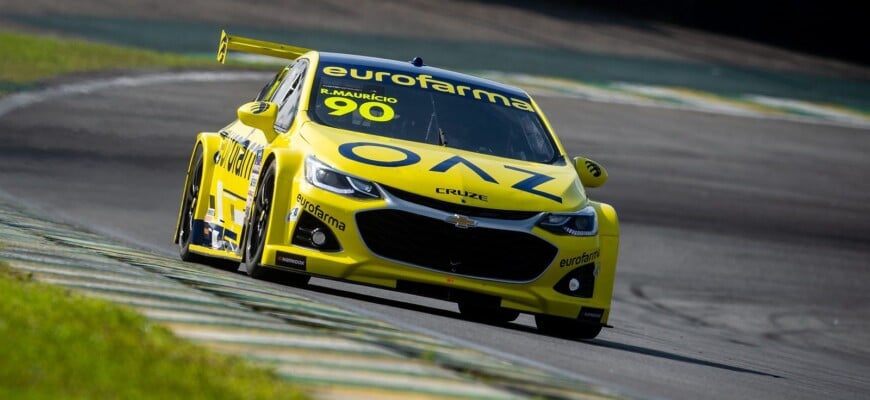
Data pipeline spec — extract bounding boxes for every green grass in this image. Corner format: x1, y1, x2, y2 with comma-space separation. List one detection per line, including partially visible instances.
0, 262, 306, 400
0, 30, 251, 85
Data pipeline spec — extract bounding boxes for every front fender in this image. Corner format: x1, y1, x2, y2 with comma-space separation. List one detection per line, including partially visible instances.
590, 200, 619, 323
590, 201, 619, 238
243, 144, 307, 260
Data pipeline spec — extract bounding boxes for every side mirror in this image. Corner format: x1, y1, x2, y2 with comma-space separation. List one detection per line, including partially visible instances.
573, 156, 608, 188
237, 101, 279, 142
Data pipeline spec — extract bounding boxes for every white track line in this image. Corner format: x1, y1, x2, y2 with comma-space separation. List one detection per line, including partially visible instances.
0, 71, 271, 118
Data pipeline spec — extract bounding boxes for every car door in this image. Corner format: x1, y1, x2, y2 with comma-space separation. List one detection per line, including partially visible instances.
208, 60, 308, 253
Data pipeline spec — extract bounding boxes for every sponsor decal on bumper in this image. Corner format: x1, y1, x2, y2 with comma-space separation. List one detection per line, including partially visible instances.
275, 251, 306, 270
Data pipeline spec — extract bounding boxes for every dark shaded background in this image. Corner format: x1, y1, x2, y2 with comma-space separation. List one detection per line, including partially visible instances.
484, 0, 868, 67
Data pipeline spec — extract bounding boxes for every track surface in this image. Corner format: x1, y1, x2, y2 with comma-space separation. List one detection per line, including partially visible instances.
2, 73, 869, 399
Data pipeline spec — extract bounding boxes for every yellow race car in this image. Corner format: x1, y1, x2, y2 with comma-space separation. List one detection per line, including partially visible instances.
174, 31, 619, 339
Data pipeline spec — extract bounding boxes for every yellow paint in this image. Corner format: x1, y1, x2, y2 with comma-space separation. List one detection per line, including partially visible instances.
176, 31, 620, 325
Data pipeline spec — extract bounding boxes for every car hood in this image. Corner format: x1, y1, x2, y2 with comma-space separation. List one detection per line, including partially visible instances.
300, 123, 587, 212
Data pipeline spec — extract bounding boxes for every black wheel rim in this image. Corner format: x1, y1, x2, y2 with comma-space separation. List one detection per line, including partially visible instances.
246, 169, 273, 261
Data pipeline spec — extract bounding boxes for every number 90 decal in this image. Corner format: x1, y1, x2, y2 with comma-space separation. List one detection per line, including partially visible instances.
324, 97, 395, 122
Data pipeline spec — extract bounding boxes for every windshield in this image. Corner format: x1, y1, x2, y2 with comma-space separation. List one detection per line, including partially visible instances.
309, 63, 559, 163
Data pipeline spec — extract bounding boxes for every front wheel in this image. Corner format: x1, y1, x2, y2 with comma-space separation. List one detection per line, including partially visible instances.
243, 162, 310, 286
535, 315, 602, 340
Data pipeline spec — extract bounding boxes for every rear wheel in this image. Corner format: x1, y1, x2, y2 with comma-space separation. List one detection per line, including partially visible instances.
243, 162, 310, 286
458, 303, 520, 324
178, 148, 207, 263
178, 147, 238, 270
535, 314, 602, 339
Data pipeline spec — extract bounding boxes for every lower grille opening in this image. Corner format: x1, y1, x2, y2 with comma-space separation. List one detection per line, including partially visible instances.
357, 210, 557, 281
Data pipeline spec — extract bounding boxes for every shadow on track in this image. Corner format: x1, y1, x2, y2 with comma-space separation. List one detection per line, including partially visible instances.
587, 339, 782, 379
299, 280, 782, 379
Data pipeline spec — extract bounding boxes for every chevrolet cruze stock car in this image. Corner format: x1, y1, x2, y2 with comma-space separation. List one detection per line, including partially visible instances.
174, 31, 619, 339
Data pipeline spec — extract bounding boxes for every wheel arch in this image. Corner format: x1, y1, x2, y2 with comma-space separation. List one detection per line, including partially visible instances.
239, 145, 306, 260
261, 146, 306, 247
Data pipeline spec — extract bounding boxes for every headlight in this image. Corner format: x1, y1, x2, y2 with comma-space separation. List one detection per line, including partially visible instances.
537, 205, 597, 236
305, 156, 380, 198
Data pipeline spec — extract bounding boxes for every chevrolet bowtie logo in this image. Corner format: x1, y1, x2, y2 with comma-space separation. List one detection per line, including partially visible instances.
445, 214, 477, 229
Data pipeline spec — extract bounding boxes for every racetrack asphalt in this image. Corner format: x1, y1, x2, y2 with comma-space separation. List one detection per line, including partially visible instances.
1, 72, 868, 400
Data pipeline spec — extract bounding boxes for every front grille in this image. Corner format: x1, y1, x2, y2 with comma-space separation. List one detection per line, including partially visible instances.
356, 210, 557, 281
383, 186, 539, 220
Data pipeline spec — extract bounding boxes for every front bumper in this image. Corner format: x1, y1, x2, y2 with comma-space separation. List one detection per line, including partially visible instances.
261, 177, 618, 323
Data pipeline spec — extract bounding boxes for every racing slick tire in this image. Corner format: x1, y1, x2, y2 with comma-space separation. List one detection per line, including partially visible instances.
458, 303, 520, 324
178, 147, 237, 270
535, 314, 602, 340
243, 162, 310, 286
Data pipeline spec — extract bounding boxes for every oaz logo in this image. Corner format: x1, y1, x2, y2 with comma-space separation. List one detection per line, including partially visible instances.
338, 142, 562, 203
250, 102, 270, 114
585, 160, 602, 177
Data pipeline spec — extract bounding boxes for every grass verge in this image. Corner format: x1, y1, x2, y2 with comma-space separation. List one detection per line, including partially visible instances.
0, 261, 306, 400
0, 30, 259, 86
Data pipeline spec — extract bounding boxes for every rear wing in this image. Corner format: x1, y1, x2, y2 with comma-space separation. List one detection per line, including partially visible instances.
216, 30, 311, 63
